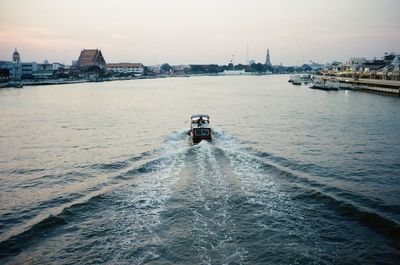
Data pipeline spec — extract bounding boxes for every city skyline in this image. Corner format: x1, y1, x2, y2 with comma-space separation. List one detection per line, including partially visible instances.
0, 0, 399, 65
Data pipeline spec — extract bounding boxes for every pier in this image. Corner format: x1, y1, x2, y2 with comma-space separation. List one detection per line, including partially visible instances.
314, 75, 400, 96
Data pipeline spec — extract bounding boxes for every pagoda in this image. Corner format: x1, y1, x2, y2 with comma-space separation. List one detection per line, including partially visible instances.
265, 49, 272, 66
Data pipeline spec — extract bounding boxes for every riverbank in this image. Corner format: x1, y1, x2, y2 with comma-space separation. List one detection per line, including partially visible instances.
1, 72, 273, 89
0, 76, 163, 88
3, 74, 400, 98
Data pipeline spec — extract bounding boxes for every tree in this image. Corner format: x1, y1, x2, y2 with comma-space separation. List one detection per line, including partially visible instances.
207, 64, 220, 73
263, 64, 273, 72
250, 63, 263, 73
161, 63, 171, 72
235, 64, 245, 70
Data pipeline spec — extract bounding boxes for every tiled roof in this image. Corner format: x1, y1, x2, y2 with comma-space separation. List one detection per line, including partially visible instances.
77, 49, 106, 67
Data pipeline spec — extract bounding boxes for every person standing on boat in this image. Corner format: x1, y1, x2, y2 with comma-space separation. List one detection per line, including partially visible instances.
197, 116, 204, 127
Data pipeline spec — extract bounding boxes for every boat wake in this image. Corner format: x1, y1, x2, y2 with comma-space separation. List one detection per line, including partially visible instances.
187, 142, 246, 264
1, 129, 399, 264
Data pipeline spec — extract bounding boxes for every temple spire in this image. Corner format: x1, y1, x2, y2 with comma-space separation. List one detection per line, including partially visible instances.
265, 48, 271, 66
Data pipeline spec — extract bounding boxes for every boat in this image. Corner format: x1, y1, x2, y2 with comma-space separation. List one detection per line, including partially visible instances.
311, 78, 339, 91
189, 114, 212, 144
289, 74, 312, 85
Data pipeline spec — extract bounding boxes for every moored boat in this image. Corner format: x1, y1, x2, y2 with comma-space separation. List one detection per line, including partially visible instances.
311, 78, 339, 91
290, 74, 312, 85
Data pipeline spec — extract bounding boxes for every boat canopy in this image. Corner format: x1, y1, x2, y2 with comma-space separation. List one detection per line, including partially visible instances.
191, 114, 210, 120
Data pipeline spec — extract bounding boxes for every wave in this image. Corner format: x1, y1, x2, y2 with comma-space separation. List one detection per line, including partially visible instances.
212, 131, 400, 244
0, 192, 110, 260
293, 189, 400, 242
1, 128, 399, 262
0, 215, 67, 259
88, 150, 153, 172
0, 133, 190, 261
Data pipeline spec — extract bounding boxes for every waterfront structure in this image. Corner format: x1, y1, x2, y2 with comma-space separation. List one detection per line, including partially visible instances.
326, 61, 345, 72
326, 53, 400, 84
383, 53, 397, 65
0, 49, 23, 80
76, 49, 106, 69
170, 65, 189, 75
33, 70, 54, 79
362, 60, 385, 73
265, 49, 272, 66
0, 61, 22, 80
147, 65, 161, 75
317, 52, 400, 94
0, 49, 68, 81
0, 68, 10, 82
345, 58, 367, 71
377, 55, 400, 81
51, 63, 65, 70
21, 62, 38, 79
106, 63, 144, 76
39, 60, 52, 71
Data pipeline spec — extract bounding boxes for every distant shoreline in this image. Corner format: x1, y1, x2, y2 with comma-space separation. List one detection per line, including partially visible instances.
2, 74, 399, 97
0, 72, 275, 89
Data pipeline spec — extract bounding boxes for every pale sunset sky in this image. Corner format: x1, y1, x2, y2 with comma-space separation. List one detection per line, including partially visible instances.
0, 0, 399, 66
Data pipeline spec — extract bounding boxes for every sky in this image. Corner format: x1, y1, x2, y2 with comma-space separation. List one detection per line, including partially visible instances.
0, 0, 399, 66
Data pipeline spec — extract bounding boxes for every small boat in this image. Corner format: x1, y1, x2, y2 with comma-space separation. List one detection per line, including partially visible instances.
189, 114, 212, 144
311, 78, 339, 91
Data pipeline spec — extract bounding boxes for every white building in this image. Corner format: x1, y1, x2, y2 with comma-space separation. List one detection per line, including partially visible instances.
346, 57, 367, 71
222, 69, 246, 75
0, 49, 23, 80
51, 63, 65, 70
106, 63, 144, 76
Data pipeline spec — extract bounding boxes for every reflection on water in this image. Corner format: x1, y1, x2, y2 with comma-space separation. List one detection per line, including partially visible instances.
0, 76, 399, 264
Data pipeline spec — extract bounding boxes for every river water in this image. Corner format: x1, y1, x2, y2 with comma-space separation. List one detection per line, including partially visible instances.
0, 75, 399, 264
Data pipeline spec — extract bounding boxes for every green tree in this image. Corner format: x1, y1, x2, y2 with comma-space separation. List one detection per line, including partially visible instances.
250, 63, 263, 73
161, 63, 171, 72
207, 64, 220, 73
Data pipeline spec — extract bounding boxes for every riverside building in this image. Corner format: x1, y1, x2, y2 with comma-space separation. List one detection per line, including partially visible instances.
106, 63, 144, 76
0, 49, 22, 80
76, 49, 106, 69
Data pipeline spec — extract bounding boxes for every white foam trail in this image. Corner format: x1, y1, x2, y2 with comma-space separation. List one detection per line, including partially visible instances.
214, 130, 285, 214
101, 135, 189, 264
188, 141, 245, 265
215, 130, 326, 259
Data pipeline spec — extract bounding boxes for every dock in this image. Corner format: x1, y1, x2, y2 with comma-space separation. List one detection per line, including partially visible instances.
313, 75, 400, 96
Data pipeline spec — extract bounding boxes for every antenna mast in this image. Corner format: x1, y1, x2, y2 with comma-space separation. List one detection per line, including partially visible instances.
246, 44, 249, 65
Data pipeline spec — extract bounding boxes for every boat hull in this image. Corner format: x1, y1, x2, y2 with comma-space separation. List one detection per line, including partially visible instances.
310, 85, 339, 91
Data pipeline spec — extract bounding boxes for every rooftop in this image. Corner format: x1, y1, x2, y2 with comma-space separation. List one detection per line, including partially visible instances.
77, 49, 106, 67
107, 63, 144, 68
